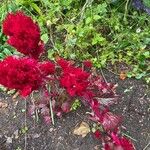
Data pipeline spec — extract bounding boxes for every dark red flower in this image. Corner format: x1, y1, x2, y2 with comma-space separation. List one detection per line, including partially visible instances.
83, 60, 93, 68
39, 61, 55, 76
57, 58, 72, 69
0, 56, 43, 96
2, 11, 44, 59
60, 65, 90, 97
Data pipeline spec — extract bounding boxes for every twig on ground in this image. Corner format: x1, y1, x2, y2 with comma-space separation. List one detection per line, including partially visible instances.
106, 68, 120, 76
143, 142, 150, 150
48, 85, 55, 125
49, 98, 55, 125
24, 98, 27, 150
100, 68, 108, 83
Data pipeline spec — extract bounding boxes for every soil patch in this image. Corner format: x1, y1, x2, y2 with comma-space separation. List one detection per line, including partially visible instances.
0, 70, 149, 150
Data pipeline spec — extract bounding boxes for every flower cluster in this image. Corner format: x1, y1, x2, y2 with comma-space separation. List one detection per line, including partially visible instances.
0, 56, 55, 96
59, 59, 90, 96
2, 11, 44, 59
1, 11, 135, 150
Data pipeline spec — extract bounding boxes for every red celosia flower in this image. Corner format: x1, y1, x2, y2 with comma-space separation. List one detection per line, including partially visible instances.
57, 58, 73, 69
60, 64, 90, 96
2, 11, 44, 59
94, 130, 101, 139
39, 61, 55, 76
83, 60, 93, 68
111, 133, 135, 150
0, 56, 43, 96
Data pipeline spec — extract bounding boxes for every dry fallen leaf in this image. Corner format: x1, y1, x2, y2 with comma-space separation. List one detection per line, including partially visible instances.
0, 101, 8, 108
119, 71, 127, 80
73, 121, 90, 137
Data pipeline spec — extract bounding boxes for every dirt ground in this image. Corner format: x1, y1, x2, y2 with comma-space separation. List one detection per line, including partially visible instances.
0, 70, 149, 150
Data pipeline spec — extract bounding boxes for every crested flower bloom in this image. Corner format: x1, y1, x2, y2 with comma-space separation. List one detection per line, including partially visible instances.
59, 61, 90, 96
0, 56, 44, 96
39, 61, 55, 76
2, 11, 44, 59
57, 58, 73, 70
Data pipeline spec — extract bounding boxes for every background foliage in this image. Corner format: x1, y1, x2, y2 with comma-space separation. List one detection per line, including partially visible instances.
0, 0, 150, 83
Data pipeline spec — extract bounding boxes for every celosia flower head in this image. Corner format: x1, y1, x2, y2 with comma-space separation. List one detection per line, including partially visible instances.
39, 61, 55, 76
0, 56, 43, 96
59, 60, 90, 96
2, 11, 44, 59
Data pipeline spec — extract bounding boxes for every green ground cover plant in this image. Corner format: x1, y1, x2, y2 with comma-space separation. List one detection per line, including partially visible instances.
0, 0, 150, 83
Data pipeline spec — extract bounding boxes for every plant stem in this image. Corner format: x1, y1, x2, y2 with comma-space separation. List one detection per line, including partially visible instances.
49, 98, 55, 125
31, 92, 39, 123
48, 85, 55, 125
124, 0, 130, 22
24, 98, 27, 150
143, 142, 150, 150
100, 68, 108, 83
122, 132, 137, 142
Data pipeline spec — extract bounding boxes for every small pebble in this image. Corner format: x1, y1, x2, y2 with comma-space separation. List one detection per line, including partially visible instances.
49, 128, 53, 132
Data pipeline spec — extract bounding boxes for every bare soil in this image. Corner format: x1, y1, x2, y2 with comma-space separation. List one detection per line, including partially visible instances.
0, 70, 149, 150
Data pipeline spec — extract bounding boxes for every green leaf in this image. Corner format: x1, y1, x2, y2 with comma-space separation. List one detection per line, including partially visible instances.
85, 17, 92, 24
127, 72, 133, 78
143, 51, 150, 58
3, 48, 12, 56
143, 0, 150, 8
0, 53, 5, 59
21, 126, 28, 134
135, 73, 145, 79
30, 3, 43, 16
92, 34, 106, 45
93, 15, 101, 21
60, 0, 72, 7
41, 33, 49, 44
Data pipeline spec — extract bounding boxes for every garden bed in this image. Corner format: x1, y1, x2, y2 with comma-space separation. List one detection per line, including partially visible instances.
0, 70, 149, 150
